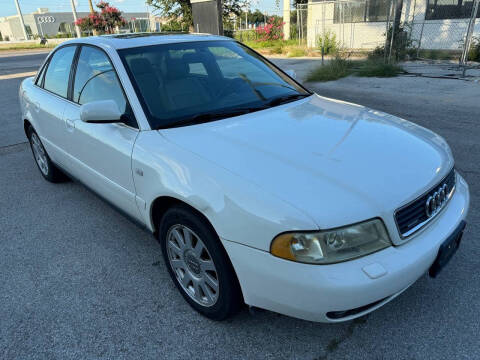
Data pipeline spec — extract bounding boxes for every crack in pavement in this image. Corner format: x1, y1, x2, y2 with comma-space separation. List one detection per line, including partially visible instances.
314, 316, 369, 360
0, 141, 28, 155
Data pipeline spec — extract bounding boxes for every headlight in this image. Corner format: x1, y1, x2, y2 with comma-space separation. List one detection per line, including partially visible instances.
270, 218, 391, 264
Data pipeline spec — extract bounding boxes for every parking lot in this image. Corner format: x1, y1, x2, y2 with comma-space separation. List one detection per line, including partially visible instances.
1, 51, 479, 360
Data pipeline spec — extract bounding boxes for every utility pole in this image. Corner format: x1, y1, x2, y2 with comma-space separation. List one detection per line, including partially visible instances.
70, 0, 82, 38
88, 0, 97, 35
283, 0, 290, 40
88, 0, 95, 13
13, 0, 28, 40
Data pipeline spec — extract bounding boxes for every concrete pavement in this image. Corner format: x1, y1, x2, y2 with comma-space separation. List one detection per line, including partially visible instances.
0, 51, 479, 360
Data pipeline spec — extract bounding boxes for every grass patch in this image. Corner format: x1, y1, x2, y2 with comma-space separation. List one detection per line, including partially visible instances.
417, 49, 461, 61
354, 60, 404, 77
286, 46, 308, 58
306, 58, 404, 82
241, 40, 314, 57
242, 39, 298, 50
306, 57, 354, 82
0, 43, 56, 51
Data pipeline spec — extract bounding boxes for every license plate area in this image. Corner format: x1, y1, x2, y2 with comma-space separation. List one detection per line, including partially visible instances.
429, 220, 466, 278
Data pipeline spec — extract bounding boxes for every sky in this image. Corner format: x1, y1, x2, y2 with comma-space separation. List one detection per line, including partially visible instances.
0, 0, 281, 18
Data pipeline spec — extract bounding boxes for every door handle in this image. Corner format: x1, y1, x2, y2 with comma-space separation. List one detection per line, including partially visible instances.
65, 118, 76, 132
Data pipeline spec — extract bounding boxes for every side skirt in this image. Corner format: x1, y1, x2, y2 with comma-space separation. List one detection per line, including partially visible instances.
55, 162, 153, 235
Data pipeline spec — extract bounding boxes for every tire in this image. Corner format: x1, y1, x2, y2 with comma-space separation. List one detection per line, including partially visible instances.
27, 126, 67, 183
158, 205, 242, 320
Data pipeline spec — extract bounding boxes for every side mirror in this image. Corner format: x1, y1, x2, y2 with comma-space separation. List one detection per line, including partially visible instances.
285, 69, 297, 79
80, 100, 122, 123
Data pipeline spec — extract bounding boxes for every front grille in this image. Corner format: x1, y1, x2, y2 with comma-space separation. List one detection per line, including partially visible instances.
395, 168, 456, 237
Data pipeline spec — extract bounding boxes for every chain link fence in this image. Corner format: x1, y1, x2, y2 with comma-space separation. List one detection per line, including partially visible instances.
290, 4, 309, 44
307, 0, 479, 67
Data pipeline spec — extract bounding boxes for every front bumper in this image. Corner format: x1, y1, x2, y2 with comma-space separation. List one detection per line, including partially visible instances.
223, 174, 470, 322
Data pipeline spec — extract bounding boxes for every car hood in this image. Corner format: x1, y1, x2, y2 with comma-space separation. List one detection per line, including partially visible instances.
160, 94, 454, 233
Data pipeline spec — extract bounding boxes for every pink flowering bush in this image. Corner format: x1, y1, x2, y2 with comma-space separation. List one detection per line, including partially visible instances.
75, 1, 127, 34
255, 17, 284, 41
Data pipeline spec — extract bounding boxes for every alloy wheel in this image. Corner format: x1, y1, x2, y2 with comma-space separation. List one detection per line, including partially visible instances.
30, 133, 49, 176
166, 224, 220, 307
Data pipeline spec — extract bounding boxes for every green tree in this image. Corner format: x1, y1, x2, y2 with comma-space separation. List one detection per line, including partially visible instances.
147, 0, 243, 29
248, 9, 267, 25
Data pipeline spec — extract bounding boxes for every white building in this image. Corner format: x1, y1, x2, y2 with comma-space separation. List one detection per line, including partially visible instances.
302, 0, 480, 51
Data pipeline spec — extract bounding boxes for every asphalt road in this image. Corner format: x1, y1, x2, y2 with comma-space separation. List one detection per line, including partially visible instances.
0, 52, 479, 360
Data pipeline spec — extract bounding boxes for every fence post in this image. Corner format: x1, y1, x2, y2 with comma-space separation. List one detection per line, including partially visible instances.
460, 0, 479, 69
297, 5, 300, 45
385, 0, 393, 63
415, 9, 426, 58
322, 3, 326, 65
388, 0, 398, 63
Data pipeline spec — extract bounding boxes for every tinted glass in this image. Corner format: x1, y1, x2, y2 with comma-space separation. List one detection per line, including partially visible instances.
74, 46, 133, 127
43, 46, 76, 97
118, 40, 309, 129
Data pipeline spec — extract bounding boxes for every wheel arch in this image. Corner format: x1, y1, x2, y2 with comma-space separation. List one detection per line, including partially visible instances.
24, 119, 33, 136
150, 196, 217, 240
150, 195, 245, 302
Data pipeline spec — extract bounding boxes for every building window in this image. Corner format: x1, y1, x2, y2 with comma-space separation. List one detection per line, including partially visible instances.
58, 22, 74, 35
425, 0, 480, 20
333, 0, 390, 23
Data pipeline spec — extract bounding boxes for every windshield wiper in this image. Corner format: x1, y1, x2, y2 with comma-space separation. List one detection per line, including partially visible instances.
158, 108, 256, 129
156, 94, 311, 129
263, 93, 311, 108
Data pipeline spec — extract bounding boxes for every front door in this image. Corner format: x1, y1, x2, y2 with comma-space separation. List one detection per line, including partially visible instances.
62, 45, 142, 222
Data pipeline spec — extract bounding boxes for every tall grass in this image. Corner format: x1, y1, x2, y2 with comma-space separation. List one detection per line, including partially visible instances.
354, 61, 404, 77
306, 57, 354, 82
306, 58, 404, 82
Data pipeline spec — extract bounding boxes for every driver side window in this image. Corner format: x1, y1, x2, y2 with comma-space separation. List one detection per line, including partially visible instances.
73, 46, 136, 128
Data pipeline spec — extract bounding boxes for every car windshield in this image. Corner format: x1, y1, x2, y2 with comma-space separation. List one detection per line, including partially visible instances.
118, 40, 311, 129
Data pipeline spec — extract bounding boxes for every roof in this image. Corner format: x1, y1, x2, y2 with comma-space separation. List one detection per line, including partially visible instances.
61, 33, 232, 50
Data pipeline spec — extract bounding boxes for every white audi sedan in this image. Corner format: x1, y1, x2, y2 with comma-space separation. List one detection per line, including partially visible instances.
20, 34, 469, 322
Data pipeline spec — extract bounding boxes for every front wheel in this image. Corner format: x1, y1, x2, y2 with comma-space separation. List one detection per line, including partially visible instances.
159, 205, 242, 320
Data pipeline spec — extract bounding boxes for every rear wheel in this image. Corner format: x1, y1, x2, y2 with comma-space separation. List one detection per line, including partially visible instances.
159, 205, 242, 320
27, 126, 67, 183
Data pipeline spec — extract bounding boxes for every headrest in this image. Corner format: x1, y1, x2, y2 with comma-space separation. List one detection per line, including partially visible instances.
166, 58, 188, 79
182, 52, 209, 65
129, 57, 154, 76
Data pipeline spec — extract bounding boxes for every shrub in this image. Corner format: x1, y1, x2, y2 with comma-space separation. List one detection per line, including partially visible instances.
234, 29, 257, 42
255, 17, 284, 41
316, 30, 339, 55
468, 37, 480, 62
75, 1, 126, 34
306, 56, 353, 82
370, 23, 413, 61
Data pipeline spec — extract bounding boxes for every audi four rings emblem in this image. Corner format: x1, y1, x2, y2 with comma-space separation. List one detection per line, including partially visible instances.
425, 183, 449, 218
38, 16, 55, 23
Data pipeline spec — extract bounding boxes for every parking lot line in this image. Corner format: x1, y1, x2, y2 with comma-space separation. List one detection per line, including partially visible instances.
0, 71, 36, 80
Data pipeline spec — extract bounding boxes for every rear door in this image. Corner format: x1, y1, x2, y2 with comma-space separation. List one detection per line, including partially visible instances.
31, 45, 77, 167
62, 45, 142, 221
